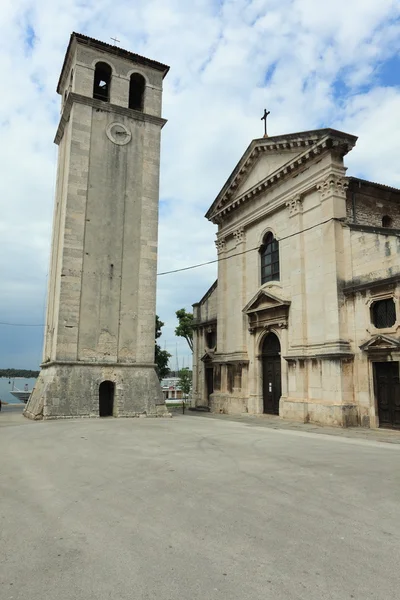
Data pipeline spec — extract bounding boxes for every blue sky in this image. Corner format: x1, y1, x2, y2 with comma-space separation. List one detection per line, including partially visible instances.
0, 0, 400, 369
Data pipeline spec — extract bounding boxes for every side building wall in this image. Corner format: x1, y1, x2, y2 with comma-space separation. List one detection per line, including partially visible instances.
192, 282, 218, 407
341, 223, 400, 427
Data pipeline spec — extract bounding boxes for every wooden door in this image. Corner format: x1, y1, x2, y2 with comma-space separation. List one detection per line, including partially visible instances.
205, 367, 214, 405
375, 362, 400, 429
262, 333, 281, 415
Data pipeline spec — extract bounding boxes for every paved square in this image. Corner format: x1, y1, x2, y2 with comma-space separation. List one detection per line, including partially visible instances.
1, 407, 400, 599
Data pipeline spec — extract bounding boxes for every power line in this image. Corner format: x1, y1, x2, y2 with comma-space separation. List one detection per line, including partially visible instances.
0, 217, 339, 327
156, 216, 338, 275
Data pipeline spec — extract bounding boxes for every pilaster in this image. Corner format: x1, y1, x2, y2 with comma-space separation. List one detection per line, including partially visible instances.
317, 173, 348, 343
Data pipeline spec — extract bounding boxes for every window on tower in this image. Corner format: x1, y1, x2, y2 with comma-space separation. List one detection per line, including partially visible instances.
129, 73, 145, 111
93, 62, 112, 102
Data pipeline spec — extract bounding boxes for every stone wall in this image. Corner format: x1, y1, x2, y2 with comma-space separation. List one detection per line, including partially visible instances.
346, 179, 400, 229
25, 35, 167, 420
192, 282, 218, 407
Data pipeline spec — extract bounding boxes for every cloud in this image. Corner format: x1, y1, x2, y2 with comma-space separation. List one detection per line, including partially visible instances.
0, 0, 399, 368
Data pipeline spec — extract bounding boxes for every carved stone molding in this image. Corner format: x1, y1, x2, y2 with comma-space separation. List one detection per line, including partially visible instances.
317, 174, 349, 200
215, 237, 226, 254
286, 195, 303, 217
265, 322, 287, 330
233, 227, 245, 244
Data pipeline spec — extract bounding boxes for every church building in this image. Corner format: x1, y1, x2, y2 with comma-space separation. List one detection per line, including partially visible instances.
192, 128, 400, 428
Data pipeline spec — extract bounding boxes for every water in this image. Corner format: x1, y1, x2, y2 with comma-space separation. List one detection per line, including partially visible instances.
0, 378, 37, 404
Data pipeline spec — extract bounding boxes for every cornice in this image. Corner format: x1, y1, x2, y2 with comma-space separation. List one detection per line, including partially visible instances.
212, 352, 249, 364
41, 360, 156, 368
217, 163, 345, 239
342, 273, 400, 295
192, 318, 217, 330
207, 131, 356, 224
54, 92, 167, 144
284, 340, 353, 361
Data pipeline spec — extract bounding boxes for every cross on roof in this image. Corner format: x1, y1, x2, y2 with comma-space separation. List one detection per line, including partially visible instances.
110, 36, 120, 45
261, 109, 270, 137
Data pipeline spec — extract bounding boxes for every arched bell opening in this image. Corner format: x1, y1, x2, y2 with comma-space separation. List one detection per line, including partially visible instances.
129, 73, 145, 111
93, 62, 112, 102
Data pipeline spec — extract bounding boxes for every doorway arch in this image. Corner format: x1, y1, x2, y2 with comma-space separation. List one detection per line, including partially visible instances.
261, 332, 281, 414
99, 381, 115, 417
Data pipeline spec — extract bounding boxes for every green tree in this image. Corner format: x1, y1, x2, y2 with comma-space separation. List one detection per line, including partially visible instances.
155, 316, 171, 380
175, 308, 194, 352
178, 367, 192, 401
0, 369, 39, 378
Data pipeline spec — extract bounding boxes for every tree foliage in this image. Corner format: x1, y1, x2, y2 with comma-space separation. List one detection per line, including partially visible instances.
0, 369, 39, 378
155, 316, 171, 380
175, 308, 194, 352
178, 367, 192, 399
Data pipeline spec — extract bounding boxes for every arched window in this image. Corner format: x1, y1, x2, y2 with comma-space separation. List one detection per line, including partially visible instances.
129, 73, 145, 111
93, 62, 112, 102
382, 215, 393, 228
260, 232, 279, 284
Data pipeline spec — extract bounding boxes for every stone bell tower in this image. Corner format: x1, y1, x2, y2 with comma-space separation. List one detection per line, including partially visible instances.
24, 33, 169, 419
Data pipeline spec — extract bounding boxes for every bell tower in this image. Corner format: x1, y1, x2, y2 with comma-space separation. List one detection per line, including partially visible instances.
24, 33, 169, 419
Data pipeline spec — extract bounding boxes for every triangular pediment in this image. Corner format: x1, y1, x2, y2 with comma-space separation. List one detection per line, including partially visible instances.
234, 149, 300, 198
206, 128, 357, 224
201, 350, 215, 362
360, 335, 400, 352
243, 289, 290, 315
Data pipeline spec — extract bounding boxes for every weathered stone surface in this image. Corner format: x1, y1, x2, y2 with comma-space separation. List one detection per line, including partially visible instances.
25, 33, 169, 420
193, 129, 400, 428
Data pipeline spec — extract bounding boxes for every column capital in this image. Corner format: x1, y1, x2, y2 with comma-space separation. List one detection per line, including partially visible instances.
286, 194, 303, 217
215, 237, 226, 254
233, 226, 245, 245
317, 174, 348, 201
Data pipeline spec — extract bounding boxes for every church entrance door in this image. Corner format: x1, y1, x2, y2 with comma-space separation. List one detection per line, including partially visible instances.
262, 333, 281, 415
205, 367, 214, 406
375, 362, 400, 428
99, 381, 115, 417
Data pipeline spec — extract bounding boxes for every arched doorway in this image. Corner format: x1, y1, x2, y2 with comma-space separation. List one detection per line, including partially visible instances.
99, 381, 115, 417
262, 333, 281, 414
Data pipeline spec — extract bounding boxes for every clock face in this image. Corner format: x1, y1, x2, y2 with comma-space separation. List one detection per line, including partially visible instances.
106, 122, 132, 145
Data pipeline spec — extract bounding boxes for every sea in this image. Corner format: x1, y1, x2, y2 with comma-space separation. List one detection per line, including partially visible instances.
0, 378, 37, 404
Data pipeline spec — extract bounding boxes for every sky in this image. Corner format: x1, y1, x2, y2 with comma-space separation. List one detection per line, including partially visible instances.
0, 0, 400, 370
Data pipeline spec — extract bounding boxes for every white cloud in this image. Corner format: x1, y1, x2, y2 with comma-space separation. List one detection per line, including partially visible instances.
0, 0, 399, 367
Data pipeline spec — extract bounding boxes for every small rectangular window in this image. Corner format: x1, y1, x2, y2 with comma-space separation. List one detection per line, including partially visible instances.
372, 299, 396, 328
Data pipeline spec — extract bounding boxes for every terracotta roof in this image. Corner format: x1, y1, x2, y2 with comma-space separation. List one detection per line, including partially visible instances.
347, 176, 400, 195
57, 32, 170, 93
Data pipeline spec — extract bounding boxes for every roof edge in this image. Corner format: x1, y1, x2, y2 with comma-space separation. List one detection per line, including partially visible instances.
205, 128, 358, 222
348, 176, 400, 194
57, 32, 170, 94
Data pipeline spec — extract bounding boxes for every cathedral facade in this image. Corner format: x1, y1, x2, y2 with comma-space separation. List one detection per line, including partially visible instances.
192, 129, 400, 428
